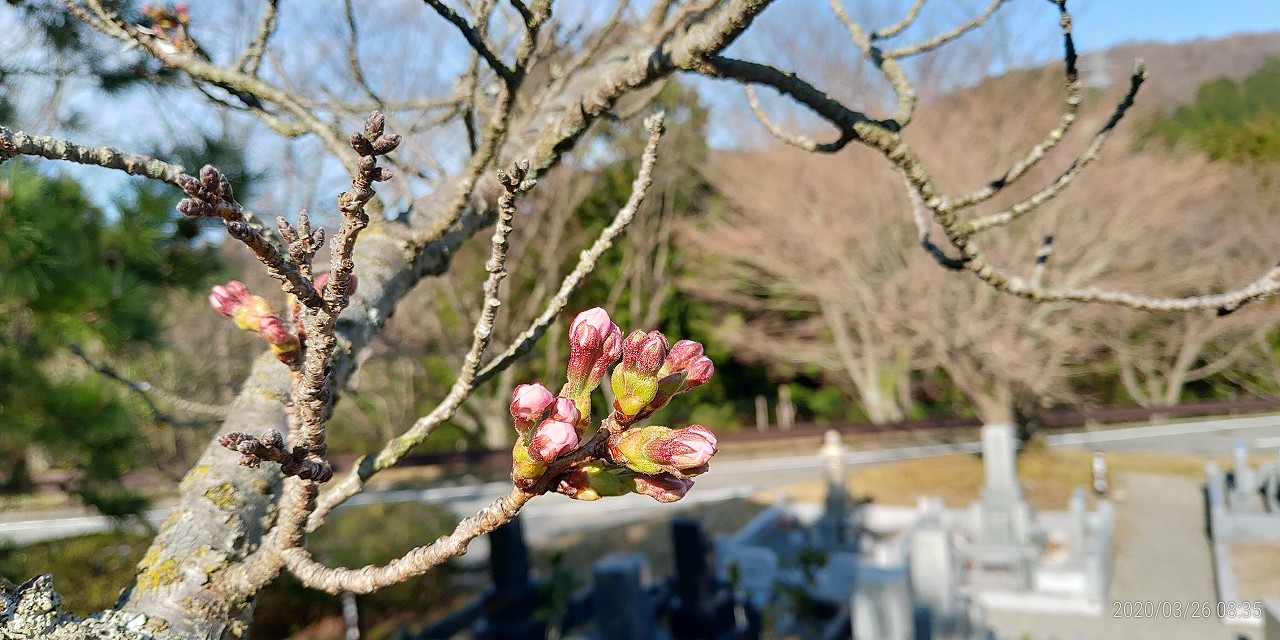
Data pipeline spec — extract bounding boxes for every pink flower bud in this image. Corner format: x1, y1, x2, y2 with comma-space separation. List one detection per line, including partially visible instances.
570, 307, 615, 343
208, 281, 252, 317
648, 424, 717, 469
510, 383, 555, 433
548, 396, 581, 425
589, 322, 623, 388
606, 424, 718, 476
634, 331, 668, 374
684, 356, 714, 390
631, 473, 694, 503
659, 340, 704, 377
258, 315, 291, 346
566, 307, 621, 397
529, 419, 579, 462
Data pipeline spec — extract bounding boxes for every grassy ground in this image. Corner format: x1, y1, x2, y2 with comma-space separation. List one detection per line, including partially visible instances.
757, 448, 1234, 509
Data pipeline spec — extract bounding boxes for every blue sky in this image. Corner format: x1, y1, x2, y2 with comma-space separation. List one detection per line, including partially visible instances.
1072, 1, 1280, 51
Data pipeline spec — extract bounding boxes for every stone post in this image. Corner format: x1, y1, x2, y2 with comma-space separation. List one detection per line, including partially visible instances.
593, 554, 654, 640
980, 424, 1021, 504
755, 395, 769, 432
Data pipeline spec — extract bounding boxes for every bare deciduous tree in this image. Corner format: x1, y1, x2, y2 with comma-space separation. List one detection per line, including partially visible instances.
1, 1, 1277, 638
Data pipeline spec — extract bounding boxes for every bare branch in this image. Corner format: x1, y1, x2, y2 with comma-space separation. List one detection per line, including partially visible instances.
344, 0, 383, 105
284, 487, 532, 594
423, 0, 515, 83
218, 430, 333, 482
961, 63, 1145, 234
743, 85, 847, 152
881, 0, 1007, 59
948, 0, 1083, 210
68, 344, 227, 427
236, 0, 281, 76
0, 125, 185, 184
871, 0, 926, 39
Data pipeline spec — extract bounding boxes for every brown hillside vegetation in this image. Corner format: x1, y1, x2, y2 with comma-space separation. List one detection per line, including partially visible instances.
690, 31, 1280, 424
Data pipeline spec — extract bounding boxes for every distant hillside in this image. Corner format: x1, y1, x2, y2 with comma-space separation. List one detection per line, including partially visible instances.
1080, 32, 1280, 107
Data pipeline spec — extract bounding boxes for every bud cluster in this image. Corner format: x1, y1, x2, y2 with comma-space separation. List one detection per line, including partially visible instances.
209, 280, 300, 361
507, 307, 718, 502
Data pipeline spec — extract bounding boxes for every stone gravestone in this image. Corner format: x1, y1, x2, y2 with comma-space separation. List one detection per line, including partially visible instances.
817, 430, 851, 549
1230, 439, 1261, 512
593, 554, 654, 640
976, 423, 1034, 546
910, 519, 958, 622
850, 566, 914, 640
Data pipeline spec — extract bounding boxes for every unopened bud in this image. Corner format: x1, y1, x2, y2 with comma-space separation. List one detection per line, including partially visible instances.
557, 461, 631, 501
606, 424, 717, 476
528, 418, 579, 462
566, 307, 621, 396
208, 281, 252, 317
659, 340, 703, 377
258, 315, 299, 354
511, 437, 547, 490
631, 473, 694, 503
510, 383, 556, 436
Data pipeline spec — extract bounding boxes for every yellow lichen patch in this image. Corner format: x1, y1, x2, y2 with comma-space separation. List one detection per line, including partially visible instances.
203, 482, 239, 510
135, 548, 181, 594
178, 464, 213, 493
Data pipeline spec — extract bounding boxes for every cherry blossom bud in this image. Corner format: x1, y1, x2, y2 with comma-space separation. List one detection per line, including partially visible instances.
683, 356, 714, 390
528, 419, 578, 462
652, 425, 717, 469
631, 473, 694, 503
510, 383, 555, 436
208, 281, 252, 317
607, 424, 718, 476
258, 315, 299, 354
611, 330, 670, 422
232, 296, 274, 332
659, 340, 703, 378
566, 307, 621, 396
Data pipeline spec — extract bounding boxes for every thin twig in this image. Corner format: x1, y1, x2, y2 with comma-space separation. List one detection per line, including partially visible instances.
68, 345, 227, 427
285, 487, 532, 593
948, 0, 1082, 210
237, 0, 280, 76
309, 113, 666, 528
881, 0, 1007, 59
743, 85, 847, 153
343, 0, 383, 105
871, 0, 926, 39
423, 0, 515, 83
961, 62, 1145, 234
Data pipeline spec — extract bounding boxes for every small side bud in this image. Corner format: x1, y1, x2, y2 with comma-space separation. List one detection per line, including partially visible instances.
631, 473, 694, 503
